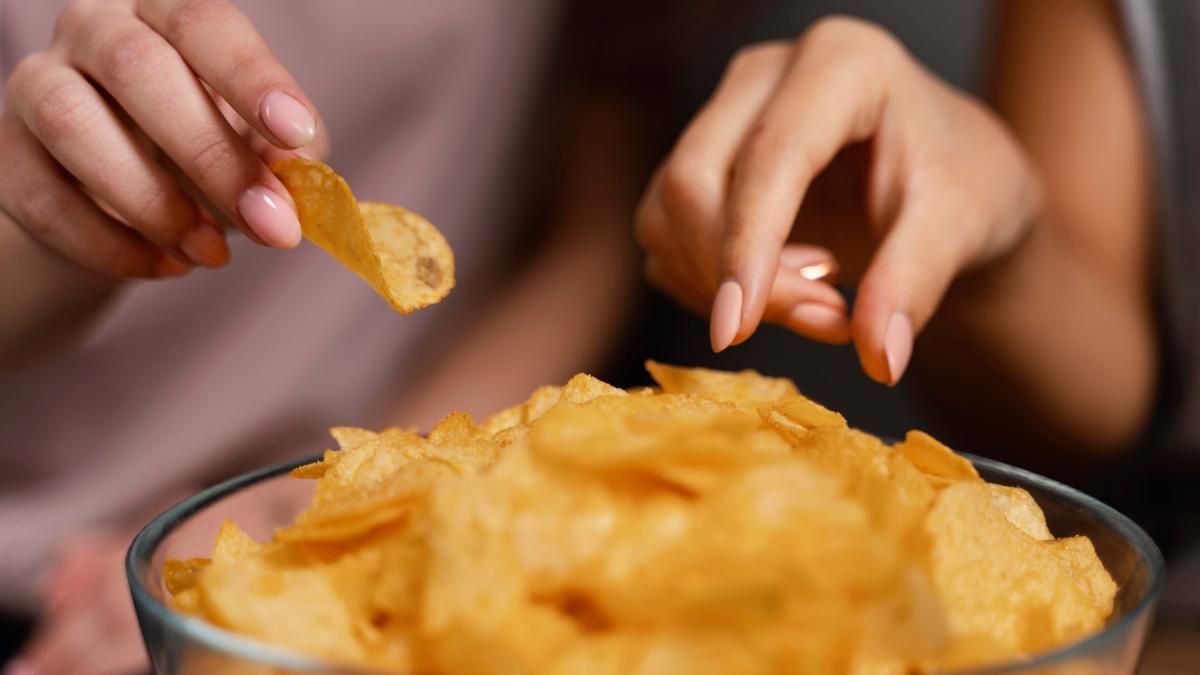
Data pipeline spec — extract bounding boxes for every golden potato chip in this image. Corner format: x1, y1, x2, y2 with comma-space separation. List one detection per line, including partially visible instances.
271, 158, 454, 313
169, 362, 1116, 675
924, 482, 1115, 655
894, 430, 980, 484
360, 201, 455, 311
645, 360, 796, 413
163, 557, 209, 595
988, 484, 1053, 541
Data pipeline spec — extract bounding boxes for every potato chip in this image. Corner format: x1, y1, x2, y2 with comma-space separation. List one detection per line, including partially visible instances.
924, 482, 1115, 655
988, 484, 1053, 541
894, 430, 980, 484
271, 158, 454, 313
169, 362, 1116, 674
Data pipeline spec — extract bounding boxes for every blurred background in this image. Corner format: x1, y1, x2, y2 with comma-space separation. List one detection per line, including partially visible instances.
1, 0, 1196, 672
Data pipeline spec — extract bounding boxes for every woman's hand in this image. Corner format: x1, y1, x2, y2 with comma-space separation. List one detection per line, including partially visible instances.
0, 0, 326, 279
636, 16, 1040, 384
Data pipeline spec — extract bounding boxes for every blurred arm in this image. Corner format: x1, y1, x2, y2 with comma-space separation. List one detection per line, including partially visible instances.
917, 0, 1155, 459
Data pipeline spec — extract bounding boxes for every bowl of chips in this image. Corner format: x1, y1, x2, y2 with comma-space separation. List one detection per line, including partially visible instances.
127, 363, 1163, 674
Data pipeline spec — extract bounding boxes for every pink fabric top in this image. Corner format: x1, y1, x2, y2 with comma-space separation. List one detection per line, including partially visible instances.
0, 0, 559, 610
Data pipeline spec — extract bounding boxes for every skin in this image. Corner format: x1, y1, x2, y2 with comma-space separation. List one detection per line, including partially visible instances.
0, 0, 330, 366
1, 3, 643, 672
636, 1, 1153, 457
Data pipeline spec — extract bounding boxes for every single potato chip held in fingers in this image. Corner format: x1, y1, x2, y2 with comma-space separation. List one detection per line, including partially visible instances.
271, 158, 454, 313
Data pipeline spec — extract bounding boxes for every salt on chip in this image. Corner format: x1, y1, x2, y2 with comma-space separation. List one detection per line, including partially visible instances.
271, 158, 454, 313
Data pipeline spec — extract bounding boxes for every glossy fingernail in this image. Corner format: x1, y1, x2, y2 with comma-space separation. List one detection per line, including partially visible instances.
884, 311, 914, 386
156, 253, 192, 278
261, 91, 316, 148
710, 279, 743, 352
5, 657, 40, 675
238, 186, 302, 249
179, 223, 230, 268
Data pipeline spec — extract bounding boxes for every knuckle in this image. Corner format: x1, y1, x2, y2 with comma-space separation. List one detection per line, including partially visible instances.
27, 80, 98, 145
801, 16, 906, 74
163, 0, 231, 43
97, 28, 173, 89
186, 130, 241, 182
726, 41, 791, 76
658, 159, 719, 223
221, 45, 277, 95
54, 0, 99, 41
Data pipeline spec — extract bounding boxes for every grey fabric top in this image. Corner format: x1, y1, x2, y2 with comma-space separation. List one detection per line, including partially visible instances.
1117, 0, 1200, 617
1118, 0, 1200, 458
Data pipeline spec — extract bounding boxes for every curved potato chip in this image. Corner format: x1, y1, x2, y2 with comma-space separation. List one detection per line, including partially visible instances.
271, 158, 454, 313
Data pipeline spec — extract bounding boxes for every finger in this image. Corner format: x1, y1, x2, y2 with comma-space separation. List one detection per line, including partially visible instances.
207, 86, 331, 163
69, 9, 301, 248
8, 53, 228, 268
658, 42, 792, 287
779, 243, 840, 283
852, 189, 972, 385
719, 19, 899, 349
760, 271, 850, 344
137, 0, 318, 149
0, 115, 186, 278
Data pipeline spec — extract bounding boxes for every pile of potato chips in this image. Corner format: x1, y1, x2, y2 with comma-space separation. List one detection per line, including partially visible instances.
166, 363, 1115, 674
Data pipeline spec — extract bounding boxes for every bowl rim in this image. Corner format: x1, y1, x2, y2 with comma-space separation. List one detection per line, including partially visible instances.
126, 451, 1165, 674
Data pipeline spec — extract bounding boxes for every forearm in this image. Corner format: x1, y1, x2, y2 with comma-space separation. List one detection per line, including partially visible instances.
919, 211, 1156, 458
0, 210, 116, 368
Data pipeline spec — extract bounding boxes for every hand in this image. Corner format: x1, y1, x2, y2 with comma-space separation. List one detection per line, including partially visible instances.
635, 17, 1040, 384
0, 0, 327, 279
7, 530, 147, 675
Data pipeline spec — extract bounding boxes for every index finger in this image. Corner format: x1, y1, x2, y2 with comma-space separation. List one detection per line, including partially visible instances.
720, 19, 899, 345
136, 0, 318, 149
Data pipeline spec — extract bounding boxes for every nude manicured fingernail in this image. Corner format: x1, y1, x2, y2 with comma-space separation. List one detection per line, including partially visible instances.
238, 186, 302, 249
260, 91, 315, 148
884, 311, 914, 386
710, 279, 743, 352
156, 254, 192, 277
4, 657, 39, 675
179, 223, 230, 268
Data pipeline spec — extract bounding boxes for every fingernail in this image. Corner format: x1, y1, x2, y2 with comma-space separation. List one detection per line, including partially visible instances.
260, 91, 315, 148
179, 223, 230, 268
156, 253, 192, 278
5, 657, 40, 675
884, 311, 914, 386
710, 279, 743, 352
238, 186, 302, 249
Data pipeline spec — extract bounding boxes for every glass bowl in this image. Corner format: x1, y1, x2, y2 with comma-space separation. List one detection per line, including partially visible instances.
127, 453, 1164, 674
